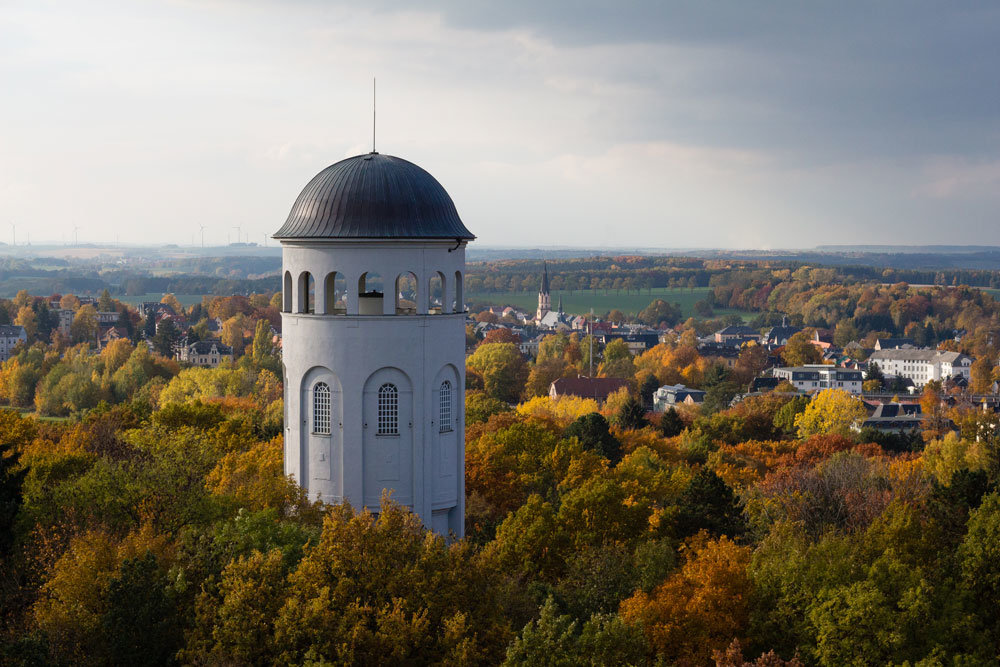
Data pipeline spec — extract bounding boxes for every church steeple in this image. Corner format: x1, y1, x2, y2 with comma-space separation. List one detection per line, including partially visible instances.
536, 262, 551, 322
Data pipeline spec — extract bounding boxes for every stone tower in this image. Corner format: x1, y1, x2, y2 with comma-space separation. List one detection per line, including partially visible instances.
273, 152, 474, 537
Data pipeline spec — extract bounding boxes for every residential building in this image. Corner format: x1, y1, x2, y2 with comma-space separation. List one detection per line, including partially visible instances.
874, 337, 915, 350
859, 402, 923, 434
714, 325, 759, 345
653, 384, 706, 410
96, 311, 120, 326
771, 365, 864, 393
549, 376, 629, 403
868, 349, 973, 387
0, 325, 27, 362
763, 316, 801, 346
179, 340, 234, 367
53, 308, 74, 336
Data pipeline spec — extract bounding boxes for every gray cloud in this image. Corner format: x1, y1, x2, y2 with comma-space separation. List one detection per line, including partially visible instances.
2, 0, 999, 248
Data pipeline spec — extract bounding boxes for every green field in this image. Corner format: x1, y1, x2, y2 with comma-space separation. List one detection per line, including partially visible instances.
466, 286, 751, 319
116, 293, 207, 307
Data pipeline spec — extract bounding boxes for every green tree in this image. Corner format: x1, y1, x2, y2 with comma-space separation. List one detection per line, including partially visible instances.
564, 413, 622, 464
659, 407, 684, 437
0, 419, 29, 553
773, 395, 809, 436
466, 342, 529, 403
675, 468, 745, 539
251, 318, 275, 364
636, 299, 681, 327
97, 289, 115, 312
613, 394, 647, 431
101, 552, 181, 666
152, 319, 180, 357
502, 597, 648, 667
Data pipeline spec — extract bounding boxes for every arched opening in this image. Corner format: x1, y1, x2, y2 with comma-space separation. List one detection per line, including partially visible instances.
324, 272, 346, 315
283, 271, 292, 313
297, 271, 314, 313
395, 272, 418, 315
358, 272, 384, 315
454, 271, 464, 313
428, 272, 445, 315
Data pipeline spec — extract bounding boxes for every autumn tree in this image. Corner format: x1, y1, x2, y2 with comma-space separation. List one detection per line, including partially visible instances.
780, 329, 822, 367
920, 380, 949, 441
59, 293, 81, 311
970, 356, 995, 394
621, 534, 752, 665
794, 389, 866, 438
483, 328, 521, 346
70, 305, 99, 344
160, 293, 182, 314
15, 306, 37, 340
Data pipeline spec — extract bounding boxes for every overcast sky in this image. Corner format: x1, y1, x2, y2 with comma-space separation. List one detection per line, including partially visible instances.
2, 1, 999, 248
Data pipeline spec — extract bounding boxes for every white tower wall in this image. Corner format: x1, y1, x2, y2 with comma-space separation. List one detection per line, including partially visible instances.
280, 240, 467, 537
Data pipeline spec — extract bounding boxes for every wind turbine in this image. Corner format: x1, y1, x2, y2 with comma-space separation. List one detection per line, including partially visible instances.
199, 224, 206, 248
73, 225, 80, 246
232, 226, 241, 245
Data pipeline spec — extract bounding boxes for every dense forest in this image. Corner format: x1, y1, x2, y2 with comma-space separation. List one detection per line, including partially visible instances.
3, 263, 1000, 664
3, 356, 1000, 664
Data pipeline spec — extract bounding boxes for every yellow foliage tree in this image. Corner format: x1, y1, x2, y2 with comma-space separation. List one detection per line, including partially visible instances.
516, 395, 601, 426
794, 389, 867, 438
620, 533, 751, 665
15, 305, 37, 340
921, 431, 989, 486
206, 436, 312, 512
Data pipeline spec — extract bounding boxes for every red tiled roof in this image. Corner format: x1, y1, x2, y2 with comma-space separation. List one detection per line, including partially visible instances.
550, 377, 629, 402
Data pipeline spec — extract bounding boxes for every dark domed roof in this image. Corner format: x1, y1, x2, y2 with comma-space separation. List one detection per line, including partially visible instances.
273, 153, 474, 240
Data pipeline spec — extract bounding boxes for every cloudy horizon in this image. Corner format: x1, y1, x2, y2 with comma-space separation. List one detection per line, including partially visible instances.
2, 1, 999, 248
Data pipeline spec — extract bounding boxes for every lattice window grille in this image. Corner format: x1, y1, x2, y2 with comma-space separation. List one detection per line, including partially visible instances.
439, 381, 452, 432
313, 382, 331, 434
377, 383, 398, 435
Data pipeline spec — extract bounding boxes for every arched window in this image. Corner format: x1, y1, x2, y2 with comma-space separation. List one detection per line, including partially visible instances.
454, 270, 464, 312
377, 383, 398, 435
283, 271, 292, 313
439, 380, 452, 432
313, 382, 331, 434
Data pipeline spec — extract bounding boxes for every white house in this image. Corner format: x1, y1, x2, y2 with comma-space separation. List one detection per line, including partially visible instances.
771, 365, 864, 393
868, 349, 972, 387
275, 151, 472, 538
